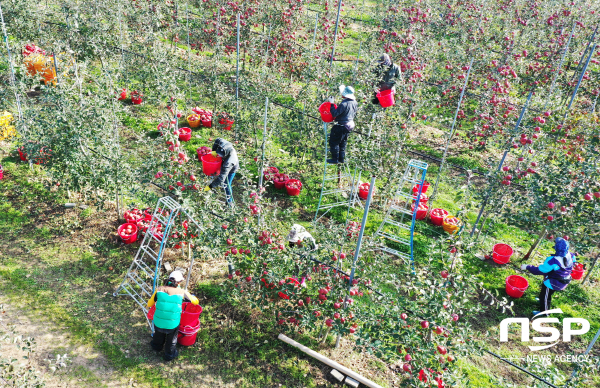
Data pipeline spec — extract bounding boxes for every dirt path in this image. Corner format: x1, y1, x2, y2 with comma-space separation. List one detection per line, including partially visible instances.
0, 297, 134, 388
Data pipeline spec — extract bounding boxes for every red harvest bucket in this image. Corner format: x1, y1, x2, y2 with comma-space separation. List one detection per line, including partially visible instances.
571, 263, 585, 280
412, 203, 429, 220
177, 302, 203, 346
118, 223, 138, 244
358, 183, 371, 200
376, 89, 395, 108
285, 179, 302, 196
493, 244, 513, 265
429, 208, 448, 226
506, 275, 529, 298
273, 174, 290, 189
201, 154, 222, 176
0, 165, 3, 180
412, 181, 430, 194
319, 102, 337, 123
18, 148, 27, 161
178, 127, 192, 142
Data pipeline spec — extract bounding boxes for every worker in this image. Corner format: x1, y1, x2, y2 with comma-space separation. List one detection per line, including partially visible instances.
326, 85, 358, 164
204, 138, 239, 203
521, 237, 575, 317
286, 224, 318, 250
147, 270, 199, 361
371, 53, 402, 105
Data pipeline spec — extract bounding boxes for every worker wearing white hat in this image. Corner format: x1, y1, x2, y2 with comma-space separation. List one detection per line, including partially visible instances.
325, 85, 358, 164
286, 224, 318, 250
147, 270, 199, 361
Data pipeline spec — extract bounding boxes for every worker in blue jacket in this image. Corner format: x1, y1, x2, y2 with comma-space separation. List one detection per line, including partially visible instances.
521, 237, 575, 317
326, 85, 358, 164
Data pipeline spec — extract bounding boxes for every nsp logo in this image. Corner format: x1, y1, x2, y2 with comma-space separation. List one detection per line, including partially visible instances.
500, 309, 590, 351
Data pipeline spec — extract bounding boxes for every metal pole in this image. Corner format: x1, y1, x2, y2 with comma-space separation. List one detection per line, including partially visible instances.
544, 21, 576, 110
561, 44, 596, 123
52, 52, 59, 85
314, 122, 329, 222
582, 251, 600, 285
185, 247, 195, 290
470, 90, 534, 236
258, 97, 269, 190
429, 57, 474, 203
352, 41, 362, 84
329, 0, 343, 72
0, 3, 23, 120
236, 12, 240, 102
311, 12, 319, 52
565, 326, 600, 384
335, 175, 375, 348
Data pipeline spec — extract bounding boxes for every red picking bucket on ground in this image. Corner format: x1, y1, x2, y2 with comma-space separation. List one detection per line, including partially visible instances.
319, 102, 337, 123
429, 208, 448, 226
493, 244, 513, 265
0, 165, 3, 180
571, 263, 585, 280
177, 302, 203, 346
201, 154, 222, 176
506, 275, 528, 298
178, 127, 192, 142
411, 203, 429, 220
118, 223, 138, 244
376, 89, 395, 108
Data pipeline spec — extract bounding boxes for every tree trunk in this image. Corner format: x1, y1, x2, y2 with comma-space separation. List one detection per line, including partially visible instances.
582, 252, 600, 285
521, 228, 547, 262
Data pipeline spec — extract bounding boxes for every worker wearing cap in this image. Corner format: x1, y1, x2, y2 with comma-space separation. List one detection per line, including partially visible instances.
521, 237, 576, 318
203, 138, 239, 203
372, 53, 402, 105
147, 270, 199, 361
325, 85, 358, 164
286, 224, 318, 250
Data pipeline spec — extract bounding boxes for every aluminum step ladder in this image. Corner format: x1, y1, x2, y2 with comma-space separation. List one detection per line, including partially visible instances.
375, 159, 428, 266
314, 122, 360, 222
114, 196, 182, 328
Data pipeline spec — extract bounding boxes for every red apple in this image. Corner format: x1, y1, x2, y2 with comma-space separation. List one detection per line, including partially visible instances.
437, 345, 447, 355
404, 354, 412, 362
441, 270, 449, 279
420, 320, 429, 329
402, 363, 412, 372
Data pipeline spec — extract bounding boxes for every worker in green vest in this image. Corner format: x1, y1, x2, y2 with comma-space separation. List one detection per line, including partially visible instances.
147, 270, 199, 361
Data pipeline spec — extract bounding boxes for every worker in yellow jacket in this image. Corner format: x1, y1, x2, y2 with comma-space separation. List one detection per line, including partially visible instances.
147, 270, 199, 361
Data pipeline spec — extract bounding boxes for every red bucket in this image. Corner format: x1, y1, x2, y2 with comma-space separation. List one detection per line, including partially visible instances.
411, 203, 429, 220
18, 148, 27, 161
376, 89, 395, 108
201, 154, 222, 176
286, 179, 302, 196
118, 223, 138, 244
319, 102, 337, 123
273, 173, 290, 189
493, 244, 513, 265
358, 183, 371, 200
412, 181, 430, 194
177, 302, 202, 346
571, 263, 585, 280
413, 193, 428, 204
429, 208, 448, 226
0, 165, 3, 180
178, 127, 192, 142
506, 275, 528, 298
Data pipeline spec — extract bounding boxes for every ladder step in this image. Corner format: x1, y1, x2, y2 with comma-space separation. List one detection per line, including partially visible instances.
377, 232, 411, 246
141, 246, 159, 262
380, 218, 412, 231
380, 246, 411, 260
390, 205, 414, 216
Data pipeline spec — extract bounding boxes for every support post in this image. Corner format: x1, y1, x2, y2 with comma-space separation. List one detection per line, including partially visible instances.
0, 3, 23, 120
329, 0, 343, 73
311, 12, 319, 52
236, 12, 240, 102
471, 90, 534, 236
352, 41, 361, 84
544, 21, 576, 109
429, 57, 474, 203
335, 176, 375, 348
582, 251, 600, 286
